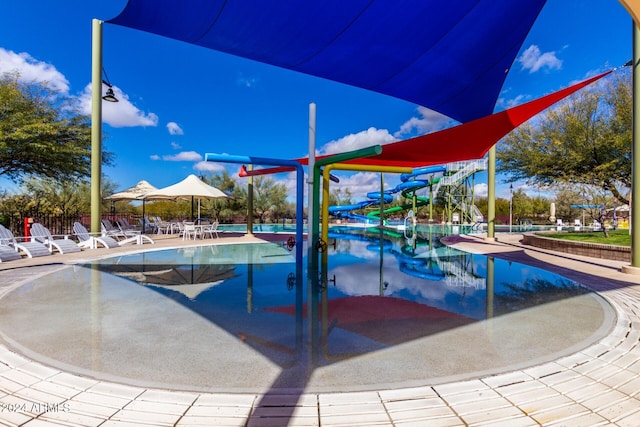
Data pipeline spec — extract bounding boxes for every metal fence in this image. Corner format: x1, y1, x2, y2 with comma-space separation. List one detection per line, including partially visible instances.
0, 212, 141, 237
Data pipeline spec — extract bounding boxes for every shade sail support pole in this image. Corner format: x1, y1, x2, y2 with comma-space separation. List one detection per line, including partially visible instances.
624, 22, 640, 274
91, 19, 103, 234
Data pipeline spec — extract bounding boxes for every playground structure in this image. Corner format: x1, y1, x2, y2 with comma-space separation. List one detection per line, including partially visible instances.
328, 159, 487, 225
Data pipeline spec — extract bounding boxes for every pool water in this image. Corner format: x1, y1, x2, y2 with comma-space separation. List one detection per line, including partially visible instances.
0, 227, 614, 392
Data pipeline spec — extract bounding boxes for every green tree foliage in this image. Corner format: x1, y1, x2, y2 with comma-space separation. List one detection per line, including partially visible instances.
497, 71, 631, 204
0, 72, 113, 184
207, 171, 246, 221
252, 176, 287, 223
328, 187, 353, 207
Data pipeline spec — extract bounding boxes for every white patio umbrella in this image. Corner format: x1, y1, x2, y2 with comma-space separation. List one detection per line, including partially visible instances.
105, 180, 159, 201
142, 174, 230, 220
105, 180, 159, 232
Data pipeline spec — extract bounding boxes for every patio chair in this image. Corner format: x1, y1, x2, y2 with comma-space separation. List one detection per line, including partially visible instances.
73, 222, 120, 249
141, 216, 157, 234
30, 223, 82, 254
153, 216, 174, 234
0, 224, 51, 258
202, 220, 220, 239
182, 221, 201, 240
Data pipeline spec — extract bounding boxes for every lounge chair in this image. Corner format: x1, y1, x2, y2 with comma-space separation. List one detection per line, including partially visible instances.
0, 224, 51, 258
0, 245, 22, 262
101, 219, 128, 240
30, 223, 82, 254
116, 218, 139, 233
73, 222, 120, 249
115, 218, 155, 245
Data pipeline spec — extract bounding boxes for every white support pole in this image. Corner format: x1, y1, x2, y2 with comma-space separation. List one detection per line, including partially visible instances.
307, 103, 316, 266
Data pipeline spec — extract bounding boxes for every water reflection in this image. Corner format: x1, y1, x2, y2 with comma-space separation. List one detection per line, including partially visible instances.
0, 225, 607, 392
95, 227, 592, 367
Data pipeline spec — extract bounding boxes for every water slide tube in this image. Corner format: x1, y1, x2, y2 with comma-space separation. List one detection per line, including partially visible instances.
328, 165, 447, 221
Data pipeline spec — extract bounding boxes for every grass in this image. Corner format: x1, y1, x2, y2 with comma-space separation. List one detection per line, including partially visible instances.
539, 229, 631, 246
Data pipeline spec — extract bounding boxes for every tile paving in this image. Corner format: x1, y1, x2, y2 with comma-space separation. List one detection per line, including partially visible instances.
1, 232, 640, 426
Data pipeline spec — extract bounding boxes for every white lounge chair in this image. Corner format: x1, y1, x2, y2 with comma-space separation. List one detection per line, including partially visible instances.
0, 244, 22, 262
115, 218, 155, 245
30, 223, 82, 254
116, 218, 139, 233
101, 219, 128, 240
73, 222, 120, 249
0, 224, 51, 258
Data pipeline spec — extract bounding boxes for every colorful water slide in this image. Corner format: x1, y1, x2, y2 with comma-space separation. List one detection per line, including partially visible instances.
329, 165, 446, 221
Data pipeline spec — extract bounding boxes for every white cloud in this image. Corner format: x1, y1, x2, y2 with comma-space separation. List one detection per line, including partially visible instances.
329, 171, 387, 200
475, 183, 488, 198
0, 48, 159, 128
0, 48, 69, 92
79, 83, 159, 128
395, 106, 454, 137
319, 127, 397, 155
194, 161, 226, 172
167, 122, 184, 135
171, 142, 182, 149
149, 154, 160, 161
518, 45, 562, 73
161, 151, 202, 162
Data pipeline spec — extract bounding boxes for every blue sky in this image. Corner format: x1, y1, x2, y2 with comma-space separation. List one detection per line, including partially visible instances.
0, 1, 633, 202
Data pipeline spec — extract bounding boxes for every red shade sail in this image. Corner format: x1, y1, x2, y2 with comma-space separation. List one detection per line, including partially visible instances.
297, 70, 612, 168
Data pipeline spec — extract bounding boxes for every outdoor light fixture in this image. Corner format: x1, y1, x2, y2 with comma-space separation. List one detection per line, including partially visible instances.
101, 67, 119, 102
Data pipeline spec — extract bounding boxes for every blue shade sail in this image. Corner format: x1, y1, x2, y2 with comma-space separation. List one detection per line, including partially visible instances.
108, 0, 547, 123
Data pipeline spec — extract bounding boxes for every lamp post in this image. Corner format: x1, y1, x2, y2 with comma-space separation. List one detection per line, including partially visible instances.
509, 184, 513, 233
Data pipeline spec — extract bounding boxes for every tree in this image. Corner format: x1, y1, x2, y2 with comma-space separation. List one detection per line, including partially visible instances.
328, 187, 353, 207
252, 176, 287, 223
207, 171, 247, 221
497, 71, 631, 204
0, 72, 113, 184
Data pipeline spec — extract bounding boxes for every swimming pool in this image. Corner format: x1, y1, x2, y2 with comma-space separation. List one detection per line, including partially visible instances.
0, 227, 614, 393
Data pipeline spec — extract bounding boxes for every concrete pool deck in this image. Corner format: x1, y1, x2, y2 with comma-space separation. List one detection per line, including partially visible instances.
1, 232, 640, 426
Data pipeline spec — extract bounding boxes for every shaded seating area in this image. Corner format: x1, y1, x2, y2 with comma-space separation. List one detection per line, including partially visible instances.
0, 224, 51, 258
30, 223, 82, 254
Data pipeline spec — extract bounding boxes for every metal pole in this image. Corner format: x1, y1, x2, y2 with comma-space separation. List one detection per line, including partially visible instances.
91, 19, 103, 234
486, 146, 496, 240
509, 184, 513, 233
307, 103, 316, 269
631, 23, 640, 268
379, 173, 384, 228
247, 164, 254, 235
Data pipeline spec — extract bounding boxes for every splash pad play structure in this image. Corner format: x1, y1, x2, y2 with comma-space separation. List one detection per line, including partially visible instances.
203, 70, 615, 319
327, 161, 487, 225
